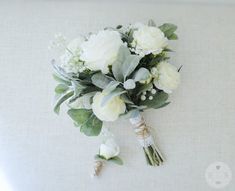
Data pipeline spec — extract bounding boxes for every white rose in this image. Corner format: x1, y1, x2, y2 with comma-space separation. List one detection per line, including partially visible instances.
153, 61, 180, 93
92, 92, 126, 122
60, 37, 85, 73
99, 138, 120, 160
80, 30, 123, 74
131, 25, 168, 56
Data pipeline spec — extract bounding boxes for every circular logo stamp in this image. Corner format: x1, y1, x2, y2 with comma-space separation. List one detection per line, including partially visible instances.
205, 162, 232, 189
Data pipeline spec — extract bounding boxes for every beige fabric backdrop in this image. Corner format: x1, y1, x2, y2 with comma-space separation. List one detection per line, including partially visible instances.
0, 1, 234, 191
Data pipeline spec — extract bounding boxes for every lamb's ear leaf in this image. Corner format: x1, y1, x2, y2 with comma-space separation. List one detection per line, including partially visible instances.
101, 89, 126, 107
108, 156, 123, 165
103, 81, 120, 94
54, 91, 74, 114
52, 73, 71, 86
139, 91, 169, 109
54, 84, 69, 94
67, 109, 102, 136
112, 45, 130, 82
122, 55, 141, 81
159, 23, 178, 40
91, 73, 112, 89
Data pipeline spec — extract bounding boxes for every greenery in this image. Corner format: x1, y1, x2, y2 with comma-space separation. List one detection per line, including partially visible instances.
95, 154, 123, 165
52, 20, 178, 136
67, 109, 102, 136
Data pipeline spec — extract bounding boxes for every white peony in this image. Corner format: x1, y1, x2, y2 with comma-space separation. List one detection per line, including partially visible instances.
80, 30, 123, 74
92, 92, 126, 122
153, 61, 180, 94
131, 25, 168, 56
60, 37, 85, 73
99, 138, 120, 160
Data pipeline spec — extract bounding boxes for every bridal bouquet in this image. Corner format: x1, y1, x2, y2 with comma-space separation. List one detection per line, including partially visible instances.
49, 20, 180, 175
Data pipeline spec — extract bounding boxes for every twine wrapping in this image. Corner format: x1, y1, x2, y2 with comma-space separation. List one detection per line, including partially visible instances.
91, 160, 103, 177
129, 114, 154, 147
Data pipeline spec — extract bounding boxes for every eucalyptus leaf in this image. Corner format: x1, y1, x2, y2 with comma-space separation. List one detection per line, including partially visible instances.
159, 23, 178, 40
139, 91, 169, 109
54, 91, 74, 114
91, 73, 112, 89
168, 33, 178, 40
136, 83, 153, 95
67, 109, 102, 136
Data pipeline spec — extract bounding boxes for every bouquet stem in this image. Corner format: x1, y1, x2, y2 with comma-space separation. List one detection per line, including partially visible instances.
129, 114, 164, 166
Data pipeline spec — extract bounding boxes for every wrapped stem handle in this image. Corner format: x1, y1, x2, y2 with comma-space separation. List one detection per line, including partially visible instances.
129, 114, 164, 166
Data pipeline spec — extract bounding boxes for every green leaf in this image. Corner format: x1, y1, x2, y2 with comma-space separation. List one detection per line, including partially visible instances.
54, 91, 74, 114
139, 91, 169, 109
55, 84, 69, 94
116, 25, 122, 29
67, 109, 102, 136
148, 19, 156, 27
168, 33, 178, 40
136, 83, 153, 95
122, 55, 141, 81
155, 102, 171, 109
159, 23, 178, 40
91, 73, 112, 89
101, 89, 126, 107
108, 156, 123, 165
94, 154, 106, 161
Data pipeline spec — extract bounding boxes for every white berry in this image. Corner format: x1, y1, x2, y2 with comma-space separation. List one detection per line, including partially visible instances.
141, 95, 146, 101
149, 96, 153, 100
151, 89, 157, 94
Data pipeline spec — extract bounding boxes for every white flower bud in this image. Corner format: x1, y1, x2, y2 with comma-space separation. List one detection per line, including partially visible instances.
99, 138, 120, 160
